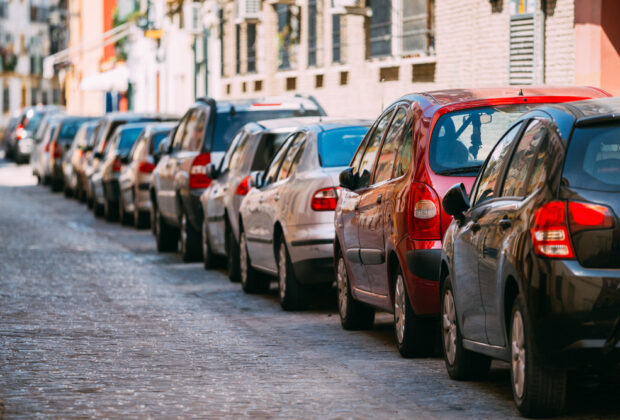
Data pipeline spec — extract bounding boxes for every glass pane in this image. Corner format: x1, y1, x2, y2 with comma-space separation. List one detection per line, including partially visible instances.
278, 133, 306, 180
318, 126, 368, 167
356, 109, 393, 188
374, 108, 407, 183
251, 132, 291, 171
502, 120, 547, 197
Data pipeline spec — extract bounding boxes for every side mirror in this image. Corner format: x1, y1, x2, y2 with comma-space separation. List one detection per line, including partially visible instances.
205, 163, 219, 180
339, 167, 356, 190
93, 151, 103, 160
442, 183, 470, 222
157, 138, 170, 157
252, 171, 264, 188
119, 154, 130, 165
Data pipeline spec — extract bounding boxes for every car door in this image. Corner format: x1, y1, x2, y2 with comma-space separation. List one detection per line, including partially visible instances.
453, 121, 524, 342
477, 119, 549, 345
358, 107, 408, 296
158, 112, 189, 218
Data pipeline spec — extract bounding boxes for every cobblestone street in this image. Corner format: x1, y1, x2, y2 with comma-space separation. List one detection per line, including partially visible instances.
0, 156, 618, 419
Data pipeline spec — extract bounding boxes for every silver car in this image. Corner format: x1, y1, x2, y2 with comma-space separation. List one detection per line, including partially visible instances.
62, 121, 98, 198
30, 113, 64, 185
201, 117, 323, 279
238, 119, 371, 310
119, 122, 175, 228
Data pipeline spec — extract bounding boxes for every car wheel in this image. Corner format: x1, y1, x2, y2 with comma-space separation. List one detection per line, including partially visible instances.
226, 225, 241, 283
393, 266, 435, 358
277, 238, 306, 311
104, 198, 118, 222
63, 182, 72, 197
510, 295, 567, 417
180, 211, 202, 262
239, 230, 268, 294
51, 177, 62, 192
134, 208, 149, 230
336, 250, 375, 330
87, 187, 94, 209
155, 206, 178, 252
119, 194, 132, 225
441, 274, 491, 379
202, 219, 218, 270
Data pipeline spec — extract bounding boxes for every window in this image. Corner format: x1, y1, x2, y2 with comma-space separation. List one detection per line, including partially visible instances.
403, 0, 433, 54
369, 0, 392, 57
220, 130, 245, 171
251, 132, 290, 171
276, 4, 300, 70
171, 114, 189, 153
355, 109, 394, 188
263, 134, 294, 186
278, 133, 306, 180
374, 108, 407, 183
2, 86, 9, 112
502, 120, 547, 197
308, 0, 317, 67
181, 110, 199, 151
150, 131, 171, 155
509, 0, 538, 84
235, 24, 241, 75
118, 127, 144, 155
472, 122, 523, 206
219, 9, 225, 77
229, 131, 252, 171
130, 135, 146, 161
318, 126, 368, 168
187, 109, 208, 152
394, 120, 413, 178
332, 14, 342, 63
247, 23, 257, 73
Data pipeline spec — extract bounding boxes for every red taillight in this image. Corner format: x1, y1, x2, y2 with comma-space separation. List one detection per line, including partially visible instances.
138, 161, 155, 174
530, 201, 574, 258
44, 141, 50, 153
78, 149, 84, 158
189, 153, 211, 189
50, 141, 61, 159
568, 201, 614, 233
311, 187, 339, 211
235, 175, 251, 196
16, 124, 25, 140
408, 182, 441, 240
112, 158, 122, 173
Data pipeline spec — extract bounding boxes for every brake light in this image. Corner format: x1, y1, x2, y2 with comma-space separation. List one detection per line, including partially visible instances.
530, 201, 574, 258
52, 141, 61, 159
568, 202, 614, 233
44, 141, 50, 153
311, 187, 339, 211
112, 158, 122, 173
138, 161, 155, 174
235, 175, 251, 196
16, 124, 26, 140
408, 182, 441, 240
189, 153, 211, 189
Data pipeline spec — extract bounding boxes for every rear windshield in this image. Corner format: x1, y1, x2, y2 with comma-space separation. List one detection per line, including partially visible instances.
57, 120, 86, 143
251, 132, 290, 170
24, 111, 46, 132
150, 131, 170, 154
318, 126, 368, 167
429, 104, 539, 175
212, 110, 321, 152
563, 123, 620, 192
118, 128, 144, 154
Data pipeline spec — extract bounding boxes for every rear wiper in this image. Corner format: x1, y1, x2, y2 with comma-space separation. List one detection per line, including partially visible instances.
435, 165, 481, 175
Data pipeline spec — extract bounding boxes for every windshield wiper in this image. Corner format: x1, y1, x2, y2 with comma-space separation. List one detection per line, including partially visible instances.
435, 165, 482, 175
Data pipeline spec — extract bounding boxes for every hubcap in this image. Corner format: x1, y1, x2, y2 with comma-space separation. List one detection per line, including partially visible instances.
512, 309, 526, 400
442, 289, 458, 365
240, 233, 248, 286
394, 275, 406, 344
278, 244, 287, 301
336, 257, 348, 319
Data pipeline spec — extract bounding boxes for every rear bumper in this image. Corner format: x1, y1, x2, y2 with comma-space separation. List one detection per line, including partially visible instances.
292, 257, 334, 285
400, 239, 442, 316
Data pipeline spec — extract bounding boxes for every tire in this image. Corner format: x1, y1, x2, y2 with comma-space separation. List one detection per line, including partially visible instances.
51, 177, 62, 192
180, 211, 202, 262
63, 183, 72, 197
119, 194, 132, 226
154, 206, 178, 252
277, 238, 307, 311
441, 275, 491, 379
226, 225, 241, 282
336, 250, 375, 330
510, 295, 567, 417
202, 219, 218, 270
104, 198, 118, 222
150, 204, 157, 235
134, 209, 149, 229
239, 230, 269, 294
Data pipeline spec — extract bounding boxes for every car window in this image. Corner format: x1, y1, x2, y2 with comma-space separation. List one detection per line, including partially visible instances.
150, 131, 171, 155
502, 120, 547, 198
278, 133, 306, 181
181, 110, 199, 151
186, 108, 208, 152
263, 134, 295, 186
472, 122, 523, 206
374, 108, 407, 183
317, 126, 368, 168
394, 120, 413, 178
229, 131, 252, 171
130, 134, 146, 161
251, 132, 291, 171
355, 109, 394, 188
171, 114, 189, 153
220, 130, 245, 171
105, 132, 119, 157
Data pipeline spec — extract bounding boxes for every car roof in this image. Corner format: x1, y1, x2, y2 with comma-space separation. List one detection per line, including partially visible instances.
101, 112, 178, 121
251, 116, 324, 130
200, 96, 322, 113
300, 118, 374, 133
115, 122, 152, 132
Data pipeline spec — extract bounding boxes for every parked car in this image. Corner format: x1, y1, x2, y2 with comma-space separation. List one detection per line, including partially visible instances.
238, 119, 370, 309
30, 113, 65, 185
1, 116, 19, 153
75, 121, 102, 202
440, 96, 620, 417
49, 116, 97, 192
151, 95, 326, 261
118, 122, 175, 228
91, 122, 153, 221
333, 87, 611, 358
63, 121, 98, 199
7, 105, 64, 163
200, 116, 324, 278
85, 112, 177, 209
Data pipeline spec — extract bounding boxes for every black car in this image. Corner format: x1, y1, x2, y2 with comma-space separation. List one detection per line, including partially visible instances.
151, 95, 326, 261
440, 97, 620, 417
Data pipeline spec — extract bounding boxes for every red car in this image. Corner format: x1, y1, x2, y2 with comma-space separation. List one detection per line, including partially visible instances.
333, 86, 610, 357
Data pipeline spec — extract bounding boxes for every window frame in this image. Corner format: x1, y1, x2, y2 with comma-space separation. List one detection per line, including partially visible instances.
277, 132, 307, 182
371, 105, 408, 184
262, 132, 297, 187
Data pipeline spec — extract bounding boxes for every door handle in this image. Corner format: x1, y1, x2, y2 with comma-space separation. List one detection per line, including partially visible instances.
274, 194, 280, 202
376, 194, 382, 204
499, 217, 511, 230
471, 221, 481, 232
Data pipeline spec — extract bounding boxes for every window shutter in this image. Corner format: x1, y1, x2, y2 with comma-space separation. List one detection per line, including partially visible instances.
509, 14, 536, 85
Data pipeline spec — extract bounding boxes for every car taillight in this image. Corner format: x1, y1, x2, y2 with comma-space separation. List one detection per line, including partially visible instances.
235, 175, 251, 196
138, 161, 155, 174
16, 124, 25, 140
189, 152, 211, 189
530, 201, 574, 258
408, 182, 441, 240
311, 187, 339, 211
568, 201, 614, 233
44, 141, 50, 153
51, 141, 61, 159
78, 149, 84, 158
112, 158, 122, 173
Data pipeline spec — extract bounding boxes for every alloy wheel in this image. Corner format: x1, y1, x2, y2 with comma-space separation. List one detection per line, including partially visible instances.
512, 309, 526, 400
240, 232, 248, 287
442, 289, 457, 365
278, 243, 287, 301
336, 257, 348, 320
394, 274, 407, 344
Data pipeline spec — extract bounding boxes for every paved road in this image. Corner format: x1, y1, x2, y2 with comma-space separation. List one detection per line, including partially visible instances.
0, 156, 618, 419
